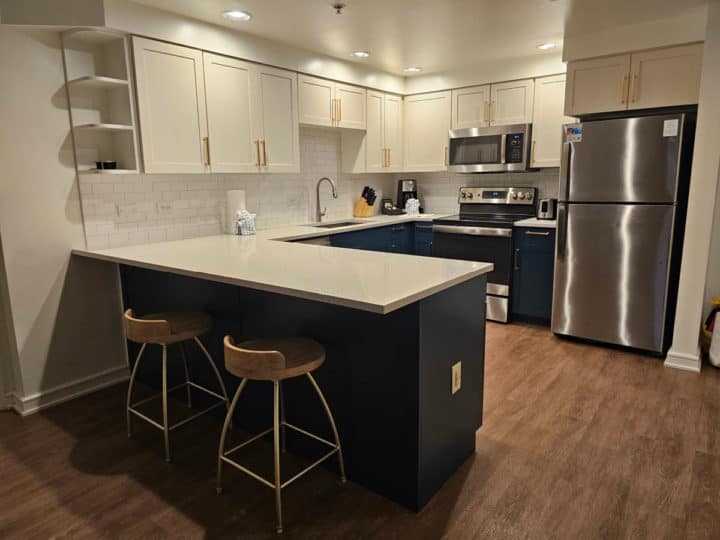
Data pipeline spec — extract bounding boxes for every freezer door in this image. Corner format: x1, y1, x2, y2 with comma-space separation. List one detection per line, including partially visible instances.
552, 202, 674, 352
560, 115, 684, 203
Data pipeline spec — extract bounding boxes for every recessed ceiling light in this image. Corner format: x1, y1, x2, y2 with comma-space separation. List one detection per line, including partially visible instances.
537, 42, 557, 50
222, 10, 252, 22
351, 50, 370, 58
404, 67, 422, 73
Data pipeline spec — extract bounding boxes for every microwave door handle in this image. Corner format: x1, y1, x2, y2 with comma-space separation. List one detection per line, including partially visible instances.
500, 134, 506, 164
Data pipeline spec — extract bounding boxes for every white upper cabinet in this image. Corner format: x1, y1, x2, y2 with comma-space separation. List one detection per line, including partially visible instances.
531, 74, 574, 168
451, 85, 491, 129
565, 55, 631, 116
404, 91, 451, 172
202, 53, 256, 173
298, 74, 366, 129
365, 90, 385, 172
565, 45, 703, 116
384, 94, 403, 171
628, 44, 703, 110
133, 37, 208, 173
254, 65, 300, 173
335, 83, 366, 129
491, 79, 534, 125
298, 75, 334, 127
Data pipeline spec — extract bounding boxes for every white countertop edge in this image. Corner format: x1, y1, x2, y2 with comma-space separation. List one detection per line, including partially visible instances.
513, 218, 557, 229
72, 247, 492, 314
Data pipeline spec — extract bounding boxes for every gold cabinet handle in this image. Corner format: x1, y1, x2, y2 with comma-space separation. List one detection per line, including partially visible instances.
331, 99, 336, 124
489, 100, 496, 124
382, 148, 387, 167
631, 74, 639, 103
387, 148, 391, 167
261, 139, 267, 166
620, 75, 629, 104
483, 100, 489, 123
254, 139, 261, 166
203, 136, 210, 166
338, 98, 342, 123
444, 146, 448, 166
531, 140, 536, 164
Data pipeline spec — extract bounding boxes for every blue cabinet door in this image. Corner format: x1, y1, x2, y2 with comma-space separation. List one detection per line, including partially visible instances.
512, 227, 556, 322
330, 226, 389, 252
387, 224, 412, 253
414, 223, 433, 256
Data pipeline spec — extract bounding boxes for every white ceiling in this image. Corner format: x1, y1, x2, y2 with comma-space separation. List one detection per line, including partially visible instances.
130, 0, 706, 76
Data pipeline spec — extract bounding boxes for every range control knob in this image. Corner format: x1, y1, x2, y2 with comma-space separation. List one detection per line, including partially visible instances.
467, 192, 474, 199
460, 192, 467, 199
518, 192, 526, 200
512, 192, 518, 199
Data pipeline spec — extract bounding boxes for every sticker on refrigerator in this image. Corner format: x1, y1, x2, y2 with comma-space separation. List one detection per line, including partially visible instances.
565, 125, 583, 143
663, 119, 679, 137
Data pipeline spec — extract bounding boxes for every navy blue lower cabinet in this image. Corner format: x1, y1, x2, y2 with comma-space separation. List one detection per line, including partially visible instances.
511, 227, 556, 323
387, 223, 412, 253
414, 223, 433, 256
330, 226, 389, 252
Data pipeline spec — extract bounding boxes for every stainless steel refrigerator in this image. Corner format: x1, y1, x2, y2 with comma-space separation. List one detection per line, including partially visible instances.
552, 113, 695, 354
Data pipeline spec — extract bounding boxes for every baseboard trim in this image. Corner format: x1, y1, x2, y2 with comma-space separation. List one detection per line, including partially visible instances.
664, 348, 702, 373
9, 365, 129, 416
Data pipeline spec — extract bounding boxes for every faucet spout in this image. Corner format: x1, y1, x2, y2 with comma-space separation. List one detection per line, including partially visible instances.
315, 177, 338, 222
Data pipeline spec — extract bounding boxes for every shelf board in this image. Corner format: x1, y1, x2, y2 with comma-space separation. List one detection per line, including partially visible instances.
68, 76, 129, 89
73, 123, 134, 132
79, 168, 138, 175
63, 29, 126, 45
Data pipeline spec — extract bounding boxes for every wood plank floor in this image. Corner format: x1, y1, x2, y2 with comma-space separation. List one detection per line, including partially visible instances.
2, 323, 720, 539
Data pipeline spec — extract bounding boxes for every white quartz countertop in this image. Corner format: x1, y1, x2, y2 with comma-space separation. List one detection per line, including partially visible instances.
72, 215, 493, 314
513, 218, 557, 229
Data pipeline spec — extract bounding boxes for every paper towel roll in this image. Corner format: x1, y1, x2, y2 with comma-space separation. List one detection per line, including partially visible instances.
710, 313, 720, 367
225, 190, 246, 234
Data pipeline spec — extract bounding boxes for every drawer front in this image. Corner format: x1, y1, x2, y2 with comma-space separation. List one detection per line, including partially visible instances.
515, 227, 555, 251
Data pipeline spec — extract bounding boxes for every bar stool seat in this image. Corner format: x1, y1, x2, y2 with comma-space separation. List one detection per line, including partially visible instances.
217, 336, 345, 534
124, 309, 230, 462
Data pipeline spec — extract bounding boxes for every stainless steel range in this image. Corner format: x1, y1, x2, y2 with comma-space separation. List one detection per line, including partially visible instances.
432, 186, 537, 322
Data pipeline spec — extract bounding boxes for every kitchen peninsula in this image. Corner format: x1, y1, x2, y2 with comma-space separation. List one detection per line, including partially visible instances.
72, 216, 492, 511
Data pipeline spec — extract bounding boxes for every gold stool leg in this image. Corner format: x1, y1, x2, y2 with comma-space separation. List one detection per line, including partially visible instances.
307, 373, 346, 483
126, 343, 147, 437
194, 337, 231, 416
273, 380, 283, 534
279, 381, 287, 453
216, 378, 247, 494
162, 344, 171, 463
179, 342, 192, 408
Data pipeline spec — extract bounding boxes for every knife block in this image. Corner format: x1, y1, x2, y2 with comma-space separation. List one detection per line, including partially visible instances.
353, 198, 374, 217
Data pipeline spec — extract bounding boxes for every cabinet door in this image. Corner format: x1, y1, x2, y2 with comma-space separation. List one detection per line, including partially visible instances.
365, 90, 385, 172
490, 79, 534, 125
202, 53, 257, 173
254, 65, 300, 173
133, 37, 208, 173
565, 55, 631, 116
628, 44, 703, 110
335, 83, 366, 129
384, 94, 403, 171
451, 85, 490, 129
414, 223, 433, 256
404, 91, 451, 172
512, 228, 555, 321
298, 74, 333, 127
531, 75, 574, 168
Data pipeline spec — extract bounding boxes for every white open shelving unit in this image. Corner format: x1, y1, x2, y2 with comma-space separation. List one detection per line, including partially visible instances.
61, 28, 141, 175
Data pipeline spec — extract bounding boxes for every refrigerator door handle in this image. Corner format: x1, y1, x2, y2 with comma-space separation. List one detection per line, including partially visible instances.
556, 202, 567, 259
559, 142, 571, 201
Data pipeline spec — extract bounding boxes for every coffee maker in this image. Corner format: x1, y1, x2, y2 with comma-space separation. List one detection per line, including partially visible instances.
396, 179, 418, 210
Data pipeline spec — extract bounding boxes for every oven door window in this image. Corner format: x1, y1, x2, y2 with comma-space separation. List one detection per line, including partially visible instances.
449, 135, 502, 165
431, 231, 512, 286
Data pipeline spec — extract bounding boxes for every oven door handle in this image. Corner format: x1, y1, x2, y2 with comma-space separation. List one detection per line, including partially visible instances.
432, 225, 512, 237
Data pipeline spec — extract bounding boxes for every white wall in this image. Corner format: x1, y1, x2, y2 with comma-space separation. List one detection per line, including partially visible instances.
666, 0, 720, 372
0, 27, 127, 413
563, 5, 707, 61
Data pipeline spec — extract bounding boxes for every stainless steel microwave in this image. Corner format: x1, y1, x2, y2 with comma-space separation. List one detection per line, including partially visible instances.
448, 124, 532, 173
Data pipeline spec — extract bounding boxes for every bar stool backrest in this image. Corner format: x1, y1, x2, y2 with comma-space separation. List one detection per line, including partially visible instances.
223, 336, 286, 379
123, 309, 172, 344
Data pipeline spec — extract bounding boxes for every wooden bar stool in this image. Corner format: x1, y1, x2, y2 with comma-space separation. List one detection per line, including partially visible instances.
123, 309, 230, 462
217, 336, 346, 534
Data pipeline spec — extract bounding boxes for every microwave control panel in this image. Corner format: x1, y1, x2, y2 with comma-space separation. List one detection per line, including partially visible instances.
505, 133, 525, 164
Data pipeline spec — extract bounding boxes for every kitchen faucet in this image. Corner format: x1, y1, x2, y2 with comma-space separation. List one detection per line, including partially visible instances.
315, 177, 338, 222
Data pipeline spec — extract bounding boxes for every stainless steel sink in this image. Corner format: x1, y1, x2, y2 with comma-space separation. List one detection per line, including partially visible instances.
311, 221, 362, 229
